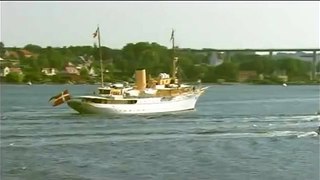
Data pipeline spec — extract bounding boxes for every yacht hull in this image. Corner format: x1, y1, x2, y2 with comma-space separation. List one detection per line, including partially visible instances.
67, 93, 201, 114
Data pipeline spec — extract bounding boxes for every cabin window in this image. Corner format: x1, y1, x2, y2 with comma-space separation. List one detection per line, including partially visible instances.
92, 99, 102, 103
84, 98, 137, 104
99, 89, 111, 95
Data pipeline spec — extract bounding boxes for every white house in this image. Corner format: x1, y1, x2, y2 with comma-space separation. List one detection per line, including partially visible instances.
0, 66, 10, 77
41, 68, 57, 76
88, 67, 98, 77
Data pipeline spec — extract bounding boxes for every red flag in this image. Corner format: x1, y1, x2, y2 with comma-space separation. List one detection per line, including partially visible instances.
93, 27, 99, 38
49, 90, 71, 107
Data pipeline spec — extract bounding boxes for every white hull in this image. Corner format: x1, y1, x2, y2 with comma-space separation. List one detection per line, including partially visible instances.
67, 93, 201, 114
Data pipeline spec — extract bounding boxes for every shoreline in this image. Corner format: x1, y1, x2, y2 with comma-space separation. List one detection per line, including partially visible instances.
1, 82, 319, 86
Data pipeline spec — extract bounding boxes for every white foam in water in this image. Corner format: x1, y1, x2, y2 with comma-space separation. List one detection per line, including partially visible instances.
297, 132, 318, 138
264, 115, 319, 122
11, 106, 25, 110
297, 115, 319, 121
266, 130, 319, 138
268, 131, 298, 137
216, 131, 318, 139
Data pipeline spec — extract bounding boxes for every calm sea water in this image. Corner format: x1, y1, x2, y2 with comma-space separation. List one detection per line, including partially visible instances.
1, 84, 319, 180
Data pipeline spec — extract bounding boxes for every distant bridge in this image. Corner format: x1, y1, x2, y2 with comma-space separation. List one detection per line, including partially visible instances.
196, 48, 320, 52
180, 48, 320, 80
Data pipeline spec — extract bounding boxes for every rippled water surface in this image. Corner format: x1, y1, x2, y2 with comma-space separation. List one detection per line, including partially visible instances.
1, 84, 319, 180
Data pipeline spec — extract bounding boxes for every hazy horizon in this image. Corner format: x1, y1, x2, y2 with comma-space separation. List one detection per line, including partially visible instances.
1, 1, 319, 49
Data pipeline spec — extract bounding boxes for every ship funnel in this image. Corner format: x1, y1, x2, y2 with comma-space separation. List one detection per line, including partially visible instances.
135, 69, 146, 91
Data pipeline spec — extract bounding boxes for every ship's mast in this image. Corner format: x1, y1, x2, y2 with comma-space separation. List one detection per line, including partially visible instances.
171, 29, 178, 81
97, 25, 104, 87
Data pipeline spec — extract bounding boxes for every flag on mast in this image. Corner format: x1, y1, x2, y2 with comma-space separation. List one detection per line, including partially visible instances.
93, 27, 99, 38
49, 90, 71, 107
170, 29, 174, 41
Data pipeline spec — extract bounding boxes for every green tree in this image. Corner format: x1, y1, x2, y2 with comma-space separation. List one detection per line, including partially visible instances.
6, 72, 23, 83
37, 54, 49, 68
203, 66, 216, 82
80, 67, 89, 80
46, 47, 65, 70
190, 64, 208, 81
113, 55, 130, 75
51, 74, 68, 84
24, 44, 42, 54
215, 62, 239, 82
121, 42, 170, 76
23, 71, 42, 82
0, 42, 5, 57
261, 58, 275, 74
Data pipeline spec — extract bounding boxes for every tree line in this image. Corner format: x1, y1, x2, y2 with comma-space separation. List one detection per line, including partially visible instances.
0, 41, 317, 84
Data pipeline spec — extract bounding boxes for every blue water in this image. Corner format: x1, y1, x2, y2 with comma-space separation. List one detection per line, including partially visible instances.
1, 84, 319, 180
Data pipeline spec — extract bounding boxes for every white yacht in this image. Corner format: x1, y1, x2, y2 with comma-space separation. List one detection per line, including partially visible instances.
67, 69, 208, 114
51, 27, 208, 114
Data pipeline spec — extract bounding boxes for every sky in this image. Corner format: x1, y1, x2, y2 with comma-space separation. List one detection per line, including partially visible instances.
1, 1, 319, 49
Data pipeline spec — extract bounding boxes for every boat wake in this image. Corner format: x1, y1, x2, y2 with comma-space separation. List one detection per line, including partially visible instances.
296, 131, 318, 138
2, 128, 318, 148
192, 129, 319, 139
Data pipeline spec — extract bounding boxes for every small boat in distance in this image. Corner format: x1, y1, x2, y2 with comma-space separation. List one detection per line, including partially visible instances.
27, 81, 32, 86
49, 27, 208, 114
